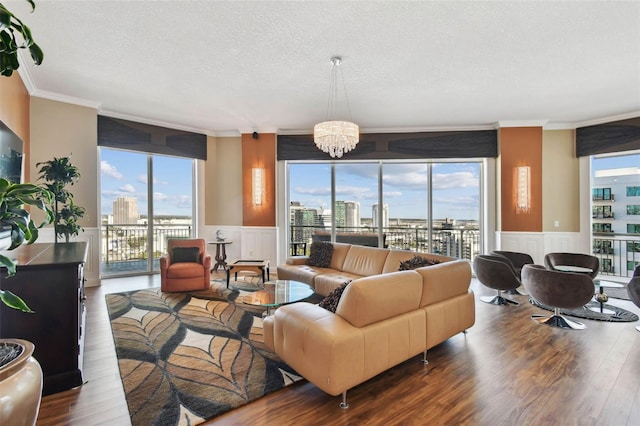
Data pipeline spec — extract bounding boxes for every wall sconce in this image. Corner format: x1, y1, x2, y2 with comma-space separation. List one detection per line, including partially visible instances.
513, 166, 531, 214
252, 168, 264, 206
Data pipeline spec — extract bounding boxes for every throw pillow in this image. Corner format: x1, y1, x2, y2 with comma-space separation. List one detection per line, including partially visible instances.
398, 255, 441, 271
318, 280, 351, 313
307, 241, 333, 268
172, 247, 200, 263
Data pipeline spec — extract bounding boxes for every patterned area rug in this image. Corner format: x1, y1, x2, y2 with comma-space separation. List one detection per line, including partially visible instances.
105, 282, 303, 426
529, 298, 639, 322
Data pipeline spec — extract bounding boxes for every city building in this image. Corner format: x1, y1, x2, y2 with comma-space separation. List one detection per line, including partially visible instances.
372, 203, 389, 229
112, 197, 138, 225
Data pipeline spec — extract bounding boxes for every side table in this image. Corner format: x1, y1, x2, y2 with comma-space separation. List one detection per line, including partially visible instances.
208, 240, 232, 271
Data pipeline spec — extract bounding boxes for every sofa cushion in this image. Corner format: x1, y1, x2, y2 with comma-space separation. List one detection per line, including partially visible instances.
398, 255, 440, 271
341, 245, 389, 276
276, 263, 333, 287
415, 259, 472, 307
337, 270, 423, 327
318, 280, 351, 313
172, 246, 200, 263
314, 271, 364, 296
307, 241, 333, 267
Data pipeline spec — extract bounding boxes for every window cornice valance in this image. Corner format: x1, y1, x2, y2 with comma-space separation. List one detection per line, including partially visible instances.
277, 130, 498, 161
98, 116, 207, 160
576, 116, 640, 157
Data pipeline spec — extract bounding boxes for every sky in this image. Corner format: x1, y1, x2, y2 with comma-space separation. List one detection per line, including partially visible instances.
98, 148, 638, 220
289, 162, 481, 221
100, 148, 193, 217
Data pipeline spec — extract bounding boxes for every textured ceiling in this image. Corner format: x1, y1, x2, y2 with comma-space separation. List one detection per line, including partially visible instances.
7, 0, 640, 135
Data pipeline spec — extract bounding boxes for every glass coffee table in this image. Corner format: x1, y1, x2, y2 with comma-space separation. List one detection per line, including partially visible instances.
590, 279, 625, 314
241, 280, 314, 316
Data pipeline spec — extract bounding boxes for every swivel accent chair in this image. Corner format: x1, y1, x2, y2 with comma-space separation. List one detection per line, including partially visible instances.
522, 264, 595, 330
627, 276, 640, 332
544, 252, 599, 280
473, 255, 521, 305
491, 251, 534, 279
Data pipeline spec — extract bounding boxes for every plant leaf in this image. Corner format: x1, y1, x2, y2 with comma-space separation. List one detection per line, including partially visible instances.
0, 289, 33, 312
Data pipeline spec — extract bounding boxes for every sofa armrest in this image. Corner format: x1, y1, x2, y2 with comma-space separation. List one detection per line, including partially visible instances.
286, 256, 309, 265
201, 252, 212, 270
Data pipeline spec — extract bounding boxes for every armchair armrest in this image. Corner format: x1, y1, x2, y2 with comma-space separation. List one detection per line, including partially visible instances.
160, 253, 171, 270
201, 252, 212, 270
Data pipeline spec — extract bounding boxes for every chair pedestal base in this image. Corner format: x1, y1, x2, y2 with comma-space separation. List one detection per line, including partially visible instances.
481, 293, 519, 306
532, 311, 586, 330
505, 287, 528, 296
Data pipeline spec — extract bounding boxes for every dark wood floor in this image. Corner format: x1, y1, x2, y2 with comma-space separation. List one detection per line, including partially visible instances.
36, 272, 640, 426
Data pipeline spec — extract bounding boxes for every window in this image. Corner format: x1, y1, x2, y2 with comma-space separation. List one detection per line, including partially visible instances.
593, 223, 612, 233
593, 240, 613, 255
627, 241, 640, 253
592, 188, 614, 201
601, 258, 613, 273
287, 160, 482, 261
100, 148, 194, 276
627, 205, 640, 215
628, 261, 640, 271
627, 186, 640, 197
628, 224, 640, 234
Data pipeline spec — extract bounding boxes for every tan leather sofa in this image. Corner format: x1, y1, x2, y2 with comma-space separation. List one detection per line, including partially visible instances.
277, 242, 457, 296
264, 258, 474, 407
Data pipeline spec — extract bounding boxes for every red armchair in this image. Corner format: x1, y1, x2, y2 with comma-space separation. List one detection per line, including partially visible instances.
160, 239, 212, 292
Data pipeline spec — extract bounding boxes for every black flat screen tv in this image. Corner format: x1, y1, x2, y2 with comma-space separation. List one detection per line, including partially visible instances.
0, 120, 24, 184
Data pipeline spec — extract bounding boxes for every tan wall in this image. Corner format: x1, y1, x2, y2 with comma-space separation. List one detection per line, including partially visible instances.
0, 73, 30, 179
542, 129, 579, 232
205, 135, 242, 225
30, 97, 98, 227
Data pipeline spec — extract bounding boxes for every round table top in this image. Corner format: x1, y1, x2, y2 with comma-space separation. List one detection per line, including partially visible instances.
208, 240, 232, 244
593, 279, 624, 288
554, 265, 593, 273
241, 280, 314, 308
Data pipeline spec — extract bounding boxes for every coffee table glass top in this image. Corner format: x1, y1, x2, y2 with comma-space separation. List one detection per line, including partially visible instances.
241, 280, 313, 312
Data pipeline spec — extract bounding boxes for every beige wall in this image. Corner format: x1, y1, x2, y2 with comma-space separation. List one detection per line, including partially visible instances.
205, 135, 242, 225
542, 129, 579, 232
30, 97, 98, 228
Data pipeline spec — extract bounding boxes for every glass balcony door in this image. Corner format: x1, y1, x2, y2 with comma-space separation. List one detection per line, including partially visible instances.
100, 148, 194, 276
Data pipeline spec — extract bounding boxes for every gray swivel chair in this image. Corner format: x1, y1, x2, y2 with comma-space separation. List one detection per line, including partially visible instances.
544, 252, 599, 280
491, 251, 534, 279
473, 255, 521, 305
491, 250, 533, 295
522, 264, 595, 330
627, 276, 640, 332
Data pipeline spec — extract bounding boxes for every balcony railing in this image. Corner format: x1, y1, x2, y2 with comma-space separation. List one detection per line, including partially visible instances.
592, 233, 640, 278
101, 224, 192, 275
290, 225, 481, 263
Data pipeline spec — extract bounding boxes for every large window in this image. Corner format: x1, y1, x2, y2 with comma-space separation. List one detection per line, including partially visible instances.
591, 152, 640, 278
288, 160, 481, 261
100, 148, 194, 276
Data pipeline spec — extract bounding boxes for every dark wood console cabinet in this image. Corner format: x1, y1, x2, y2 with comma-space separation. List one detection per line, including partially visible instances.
0, 242, 87, 395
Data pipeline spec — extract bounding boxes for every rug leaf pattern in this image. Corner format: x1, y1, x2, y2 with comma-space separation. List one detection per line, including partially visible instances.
106, 286, 302, 426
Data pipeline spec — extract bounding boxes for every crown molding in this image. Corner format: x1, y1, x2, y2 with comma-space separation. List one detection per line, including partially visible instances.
99, 109, 210, 135
497, 120, 549, 128
17, 64, 37, 95
31, 89, 101, 110
574, 110, 640, 128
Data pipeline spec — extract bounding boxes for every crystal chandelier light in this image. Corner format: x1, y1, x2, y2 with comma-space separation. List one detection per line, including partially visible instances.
313, 57, 359, 158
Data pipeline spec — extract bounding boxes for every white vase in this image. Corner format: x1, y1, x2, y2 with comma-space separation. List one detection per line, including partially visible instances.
0, 339, 43, 426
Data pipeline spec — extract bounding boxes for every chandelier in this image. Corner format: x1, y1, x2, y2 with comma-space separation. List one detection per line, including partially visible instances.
313, 57, 359, 158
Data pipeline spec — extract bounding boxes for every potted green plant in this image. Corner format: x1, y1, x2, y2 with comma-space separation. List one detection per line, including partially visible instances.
0, 178, 52, 426
37, 156, 86, 243
0, 178, 53, 311
0, 0, 44, 76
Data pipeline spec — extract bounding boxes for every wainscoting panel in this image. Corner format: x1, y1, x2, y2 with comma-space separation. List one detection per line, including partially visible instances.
36, 227, 100, 287
201, 226, 278, 267
496, 231, 586, 265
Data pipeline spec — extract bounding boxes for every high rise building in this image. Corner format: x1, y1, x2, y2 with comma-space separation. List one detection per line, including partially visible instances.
113, 197, 138, 224
344, 201, 361, 229
334, 201, 346, 228
372, 203, 389, 229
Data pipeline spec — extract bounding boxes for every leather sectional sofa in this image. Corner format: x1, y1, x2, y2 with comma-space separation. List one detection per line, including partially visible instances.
265, 245, 475, 407
276, 242, 458, 296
